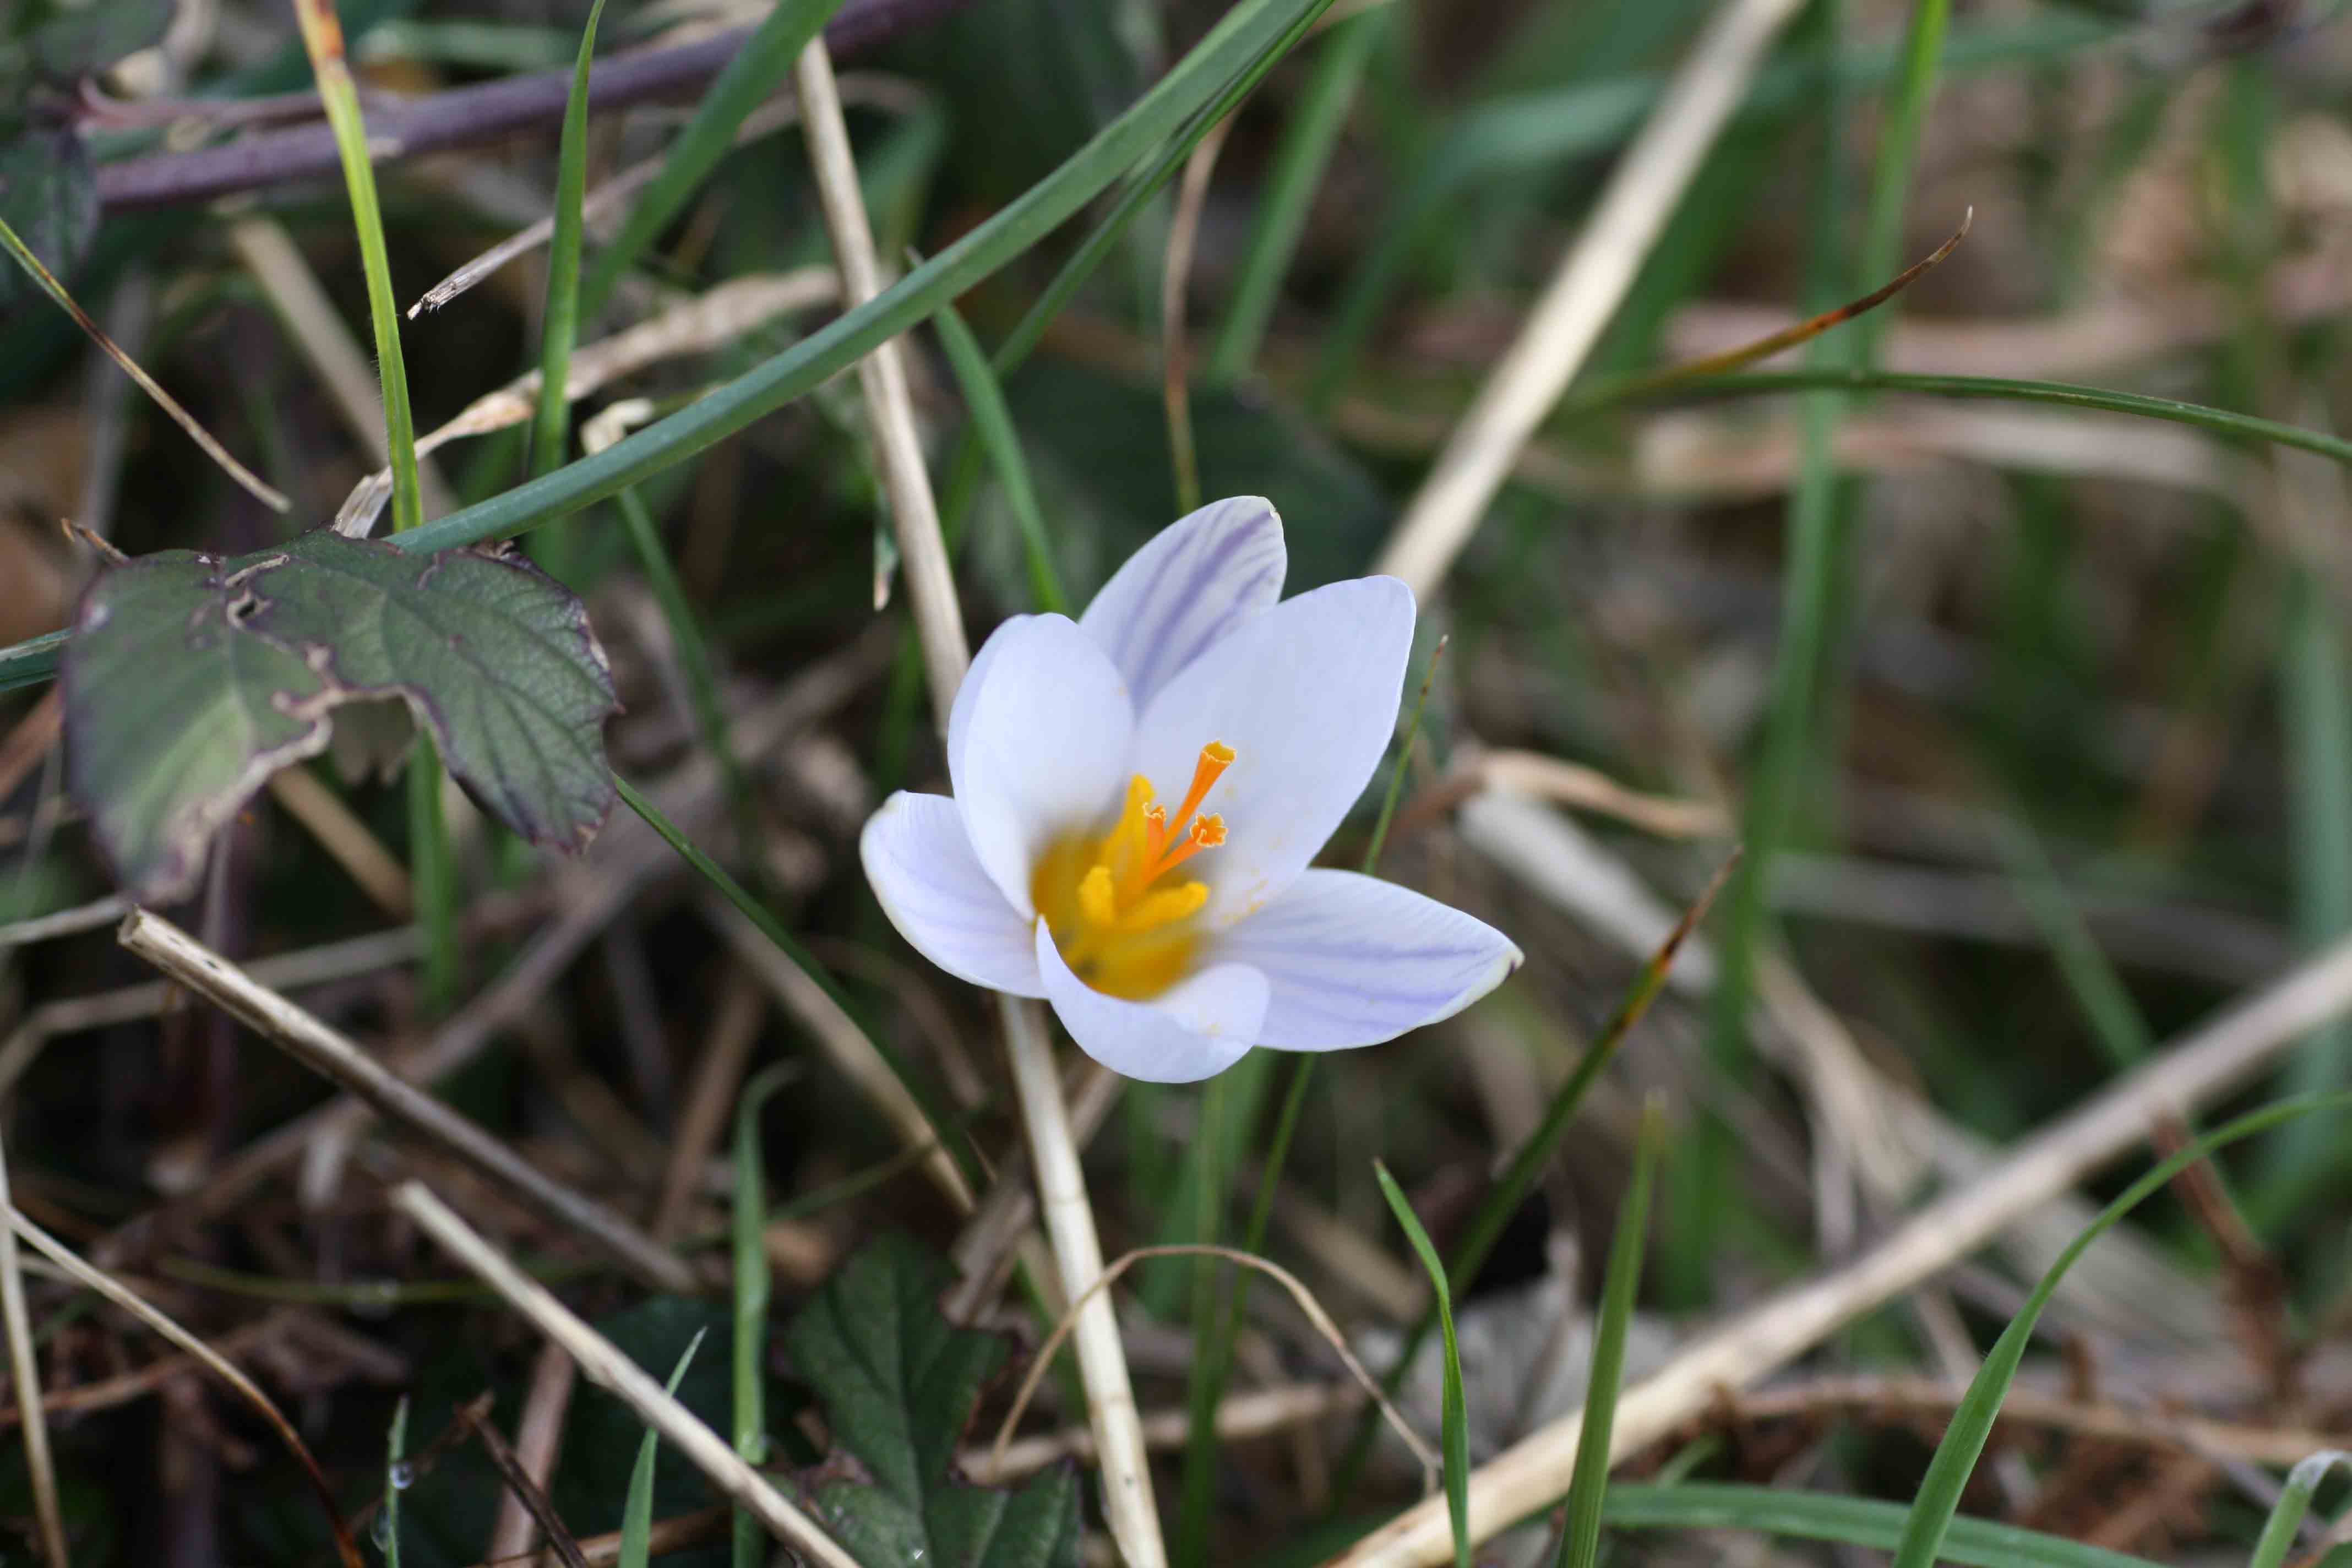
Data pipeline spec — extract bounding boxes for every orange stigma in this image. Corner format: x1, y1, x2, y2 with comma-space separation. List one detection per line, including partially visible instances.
1029, 739, 1236, 1000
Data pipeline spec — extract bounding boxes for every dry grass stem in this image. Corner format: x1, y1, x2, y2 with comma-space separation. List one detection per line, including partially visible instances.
265, 765, 415, 918
391, 1181, 862, 1568
461, 1400, 594, 1568
792, 33, 968, 709
944, 1058, 1120, 1322
486, 1345, 579, 1564
989, 1242, 1438, 1488
225, 216, 456, 517
0, 892, 130, 950
339, 268, 839, 533
0, 1130, 68, 1568
1000, 997, 1166, 1565
962, 1380, 1364, 1485
115, 908, 696, 1294
1162, 114, 1233, 513
1330, 930, 2352, 1565
652, 968, 765, 1242
1373, 0, 1808, 595
7, 1210, 363, 1568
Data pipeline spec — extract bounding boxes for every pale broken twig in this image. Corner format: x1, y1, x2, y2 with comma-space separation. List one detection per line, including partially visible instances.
0, 1127, 66, 1568
116, 907, 696, 1295
393, 1180, 861, 1568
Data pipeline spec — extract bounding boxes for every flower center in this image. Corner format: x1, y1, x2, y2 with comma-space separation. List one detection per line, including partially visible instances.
1030, 741, 1234, 1000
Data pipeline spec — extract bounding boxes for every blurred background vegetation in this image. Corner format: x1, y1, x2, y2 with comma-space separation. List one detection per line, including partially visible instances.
6, 0, 2352, 1562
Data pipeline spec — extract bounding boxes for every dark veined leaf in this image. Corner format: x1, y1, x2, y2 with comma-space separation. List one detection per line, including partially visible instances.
31, 0, 173, 83
782, 1233, 1082, 1568
0, 134, 97, 311
61, 527, 616, 902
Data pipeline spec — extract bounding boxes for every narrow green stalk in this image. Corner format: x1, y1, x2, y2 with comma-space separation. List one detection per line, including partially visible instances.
1374, 1161, 1471, 1568
612, 774, 984, 1192
407, 736, 458, 1010
1990, 815, 2153, 1071
1887, 1090, 2352, 1568
732, 1065, 793, 1568
1205, 9, 1382, 384
2246, 1451, 2352, 1568
1557, 1099, 1665, 1568
620, 1332, 707, 1568
529, 0, 608, 480
929, 297, 1069, 613
292, 0, 422, 535
1362, 636, 1447, 877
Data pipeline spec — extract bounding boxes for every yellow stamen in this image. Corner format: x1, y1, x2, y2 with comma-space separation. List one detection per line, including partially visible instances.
1030, 739, 1236, 1000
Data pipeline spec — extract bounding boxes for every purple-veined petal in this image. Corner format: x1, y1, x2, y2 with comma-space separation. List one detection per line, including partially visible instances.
1036, 923, 1265, 1083
949, 614, 1134, 919
1078, 497, 1286, 710
1129, 576, 1415, 925
1216, 869, 1519, 1049
861, 792, 1045, 997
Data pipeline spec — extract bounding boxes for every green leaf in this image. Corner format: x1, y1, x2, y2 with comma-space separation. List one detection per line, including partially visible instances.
1558, 1102, 1664, 1568
0, 134, 97, 311
2248, 1451, 2352, 1568
619, 1330, 708, 1568
30, 0, 172, 83
782, 1233, 1082, 1568
61, 529, 617, 902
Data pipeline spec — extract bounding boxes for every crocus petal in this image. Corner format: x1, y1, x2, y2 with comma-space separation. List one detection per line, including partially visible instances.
948, 611, 1032, 790
1036, 923, 1265, 1082
1216, 869, 1520, 1049
1130, 576, 1415, 925
1078, 497, 1286, 709
950, 614, 1135, 919
861, 792, 1045, 998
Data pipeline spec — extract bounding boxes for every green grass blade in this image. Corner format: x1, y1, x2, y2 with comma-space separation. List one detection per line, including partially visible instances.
1990, 815, 2153, 1071
370, 0, 1332, 559
620, 1330, 709, 1568
985, 0, 1336, 383
1205, 9, 1382, 385
1852, 0, 1950, 363
578, 0, 846, 323
611, 773, 984, 1192
2247, 1450, 2352, 1568
1373, 1159, 1470, 1568
1603, 1483, 2169, 1568
378, 1395, 409, 1566
529, 0, 609, 480
0, 630, 63, 695
930, 295, 1069, 614
732, 1064, 793, 1568
406, 737, 458, 1010
1888, 1090, 2352, 1568
1616, 369, 2352, 467
292, 0, 422, 536
1557, 1098, 1665, 1568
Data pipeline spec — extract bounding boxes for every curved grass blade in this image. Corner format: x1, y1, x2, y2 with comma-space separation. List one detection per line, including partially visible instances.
1616, 369, 2352, 469
621, 1330, 710, 1568
529, 0, 610, 480
1602, 1484, 2169, 1568
1887, 1090, 2352, 1568
1373, 1160, 1469, 1568
1556, 1098, 1665, 1568
2247, 1450, 2352, 1568
611, 774, 984, 1193
367, 0, 1332, 560
1205, 8, 1383, 385
732, 1064, 794, 1568
578, 0, 845, 323
930, 295, 1068, 614
0, 214, 287, 511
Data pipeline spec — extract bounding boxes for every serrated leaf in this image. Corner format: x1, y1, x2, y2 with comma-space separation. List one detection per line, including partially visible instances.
31, 0, 173, 82
783, 1233, 1082, 1568
61, 527, 616, 902
0, 134, 97, 311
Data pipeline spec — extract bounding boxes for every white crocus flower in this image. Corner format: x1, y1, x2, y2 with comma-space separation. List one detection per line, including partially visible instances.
860, 497, 1522, 1083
